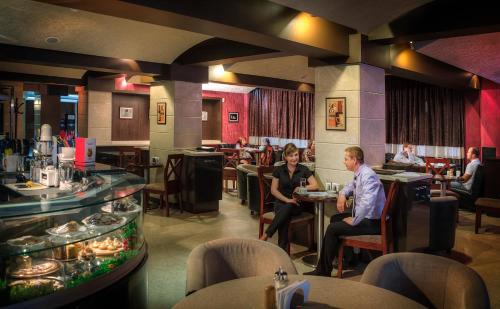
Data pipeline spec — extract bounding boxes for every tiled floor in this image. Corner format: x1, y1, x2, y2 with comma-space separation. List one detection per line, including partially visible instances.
143, 192, 500, 308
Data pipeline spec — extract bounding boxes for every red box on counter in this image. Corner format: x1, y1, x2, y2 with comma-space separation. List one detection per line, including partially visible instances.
75, 137, 96, 165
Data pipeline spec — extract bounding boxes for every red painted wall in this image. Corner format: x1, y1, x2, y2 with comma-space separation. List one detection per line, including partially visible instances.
202, 90, 248, 143
114, 76, 150, 93
464, 78, 500, 157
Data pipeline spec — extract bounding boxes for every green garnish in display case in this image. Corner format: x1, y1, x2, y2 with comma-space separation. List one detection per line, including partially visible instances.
9, 279, 64, 302
67, 250, 139, 288
121, 220, 137, 240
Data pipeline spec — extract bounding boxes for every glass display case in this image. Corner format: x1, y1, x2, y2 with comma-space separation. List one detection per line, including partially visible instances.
0, 170, 146, 308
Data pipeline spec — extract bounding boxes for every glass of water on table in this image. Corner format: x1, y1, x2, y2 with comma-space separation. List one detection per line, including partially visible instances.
299, 178, 307, 194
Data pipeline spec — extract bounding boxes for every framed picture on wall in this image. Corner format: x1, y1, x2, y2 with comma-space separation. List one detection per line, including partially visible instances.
229, 112, 239, 123
119, 107, 133, 119
326, 97, 346, 130
157, 102, 166, 124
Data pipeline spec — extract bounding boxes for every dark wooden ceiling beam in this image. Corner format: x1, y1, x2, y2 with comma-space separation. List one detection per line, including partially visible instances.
369, 1, 500, 44
0, 43, 208, 83
0, 71, 83, 86
37, 0, 353, 59
209, 71, 314, 92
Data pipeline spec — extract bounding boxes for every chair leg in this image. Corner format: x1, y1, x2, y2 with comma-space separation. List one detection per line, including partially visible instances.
178, 193, 183, 213
259, 221, 264, 238
159, 193, 164, 209
337, 243, 345, 278
164, 193, 170, 217
475, 207, 482, 234
143, 190, 150, 211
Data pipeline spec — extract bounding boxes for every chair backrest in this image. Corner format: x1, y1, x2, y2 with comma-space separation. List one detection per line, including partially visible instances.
185, 238, 298, 295
257, 166, 275, 218
163, 154, 184, 194
361, 252, 491, 309
220, 148, 240, 168
470, 164, 485, 200
425, 157, 451, 174
381, 180, 400, 245
119, 147, 142, 168
260, 146, 274, 166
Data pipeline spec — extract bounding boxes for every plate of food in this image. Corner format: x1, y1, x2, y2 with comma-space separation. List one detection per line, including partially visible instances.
46, 221, 88, 237
9, 258, 61, 278
89, 236, 125, 256
101, 199, 141, 214
82, 213, 127, 230
9, 277, 64, 301
7, 235, 46, 249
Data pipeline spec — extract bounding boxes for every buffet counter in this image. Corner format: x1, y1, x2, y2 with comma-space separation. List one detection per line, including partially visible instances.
0, 169, 147, 308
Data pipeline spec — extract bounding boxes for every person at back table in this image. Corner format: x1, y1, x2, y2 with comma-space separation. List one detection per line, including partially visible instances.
450, 147, 481, 192
305, 146, 386, 277
393, 142, 424, 165
259, 143, 318, 251
235, 137, 252, 164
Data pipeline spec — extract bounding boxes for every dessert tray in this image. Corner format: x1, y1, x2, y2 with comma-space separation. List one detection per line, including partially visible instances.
9, 258, 60, 278
89, 237, 125, 256
101, 199, 141, 214
7, 236, 45, 249
82, 213, 127, 230
46, 221, 88, 237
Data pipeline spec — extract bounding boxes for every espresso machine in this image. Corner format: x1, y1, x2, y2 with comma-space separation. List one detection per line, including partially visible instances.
32, 124, 58, 185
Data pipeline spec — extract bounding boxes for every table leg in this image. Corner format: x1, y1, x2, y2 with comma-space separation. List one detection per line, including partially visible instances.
302, 201, 325, 267
440, 181, 446, 197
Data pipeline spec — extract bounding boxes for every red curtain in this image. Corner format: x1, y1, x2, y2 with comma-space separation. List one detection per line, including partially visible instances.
249, 88, 314, 140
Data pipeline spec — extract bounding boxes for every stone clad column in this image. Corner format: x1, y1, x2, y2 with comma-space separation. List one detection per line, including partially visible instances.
149, 81, 202, 182
315, 64, 385, 186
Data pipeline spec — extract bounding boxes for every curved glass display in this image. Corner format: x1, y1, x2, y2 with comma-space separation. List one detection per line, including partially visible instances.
0, 171, 145, 306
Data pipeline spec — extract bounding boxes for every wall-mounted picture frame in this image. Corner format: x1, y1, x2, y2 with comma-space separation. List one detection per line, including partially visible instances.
119, 107, 133, 119
326, 97, 346, 130
157, 102, 166, 124
229, 112, 239, 123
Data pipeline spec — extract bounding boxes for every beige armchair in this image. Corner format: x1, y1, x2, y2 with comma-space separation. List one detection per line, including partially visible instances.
361, 252, 490, 309
185, 238, 297, 295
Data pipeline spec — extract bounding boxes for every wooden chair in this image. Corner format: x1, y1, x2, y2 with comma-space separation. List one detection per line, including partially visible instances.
221, 148, 240, 193
337, 180, 400, 278
425, 157, 451, 175
143, 154, 184, 216
257, 166, 314, 255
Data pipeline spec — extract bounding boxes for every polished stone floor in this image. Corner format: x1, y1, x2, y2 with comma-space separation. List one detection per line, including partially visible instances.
143, 192, 500, 309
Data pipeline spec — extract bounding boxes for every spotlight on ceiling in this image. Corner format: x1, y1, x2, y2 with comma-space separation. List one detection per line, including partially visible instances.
45, 36, 60, 44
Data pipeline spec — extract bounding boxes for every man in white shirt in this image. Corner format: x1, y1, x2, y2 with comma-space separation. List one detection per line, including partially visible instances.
393, 142, 424, 165
451, 147, 481, 191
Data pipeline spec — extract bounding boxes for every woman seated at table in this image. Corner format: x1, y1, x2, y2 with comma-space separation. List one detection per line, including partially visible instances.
259, 143, 318, 251
235, 137, 253, 164
259, 138, 274, 166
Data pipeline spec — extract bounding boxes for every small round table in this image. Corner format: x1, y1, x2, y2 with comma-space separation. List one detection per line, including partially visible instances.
294, 192, 337, 267
432, 175, 458, 197
173, 275, 425, 309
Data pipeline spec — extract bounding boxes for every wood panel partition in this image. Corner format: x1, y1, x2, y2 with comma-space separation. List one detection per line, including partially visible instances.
112, 93, 149, 141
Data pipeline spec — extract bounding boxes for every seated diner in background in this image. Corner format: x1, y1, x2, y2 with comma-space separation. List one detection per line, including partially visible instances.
393, 142, 424, 165
450, 147, 481, 192
302, 140, 315, 162
305, 146, 386, 277
259, 138, 274, 166
235, 137, 253, 164
259, 143, 318, 251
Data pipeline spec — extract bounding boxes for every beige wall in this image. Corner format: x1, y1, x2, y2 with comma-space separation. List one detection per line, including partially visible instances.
314, 64, 385, 187
87, 90, 112, 145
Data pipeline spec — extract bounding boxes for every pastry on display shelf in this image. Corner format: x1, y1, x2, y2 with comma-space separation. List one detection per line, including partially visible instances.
90, 237, 124, 256
7, 236, 45, 248
9, 259, 60, 278
9, 278, 64, 301
78, 247, 96, 262
101, 198, 140, 214
46, 221, 87, 237
82, 213, 126, 228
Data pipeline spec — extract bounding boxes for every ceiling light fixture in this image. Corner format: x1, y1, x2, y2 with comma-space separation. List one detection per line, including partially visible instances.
409, 41, 415, 50
45, 36, 60, 44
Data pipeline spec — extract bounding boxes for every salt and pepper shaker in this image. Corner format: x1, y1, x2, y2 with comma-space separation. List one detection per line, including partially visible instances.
273, 266, 289, 290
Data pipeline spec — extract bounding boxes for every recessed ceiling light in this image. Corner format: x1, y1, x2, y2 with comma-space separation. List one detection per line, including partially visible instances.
45, 37, 60, 44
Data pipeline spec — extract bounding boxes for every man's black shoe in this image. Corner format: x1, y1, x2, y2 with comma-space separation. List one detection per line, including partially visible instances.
303, 270, 330, 277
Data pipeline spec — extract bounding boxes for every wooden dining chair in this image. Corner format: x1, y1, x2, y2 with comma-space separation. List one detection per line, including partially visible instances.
257, 166, 314, 255
221, 148, 240, 193
425, 157, 451, 175
143, 154, 184, 216
337, 180, 400, 278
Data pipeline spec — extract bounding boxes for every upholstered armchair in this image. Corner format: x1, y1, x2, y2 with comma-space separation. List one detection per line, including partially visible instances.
361, 252, 490, 309
236, 164, 258, 204
450, 165, 485, 210
185, 238, 297, 295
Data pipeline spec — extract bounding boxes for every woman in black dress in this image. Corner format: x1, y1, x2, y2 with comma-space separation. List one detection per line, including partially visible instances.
259, 143, 318, 251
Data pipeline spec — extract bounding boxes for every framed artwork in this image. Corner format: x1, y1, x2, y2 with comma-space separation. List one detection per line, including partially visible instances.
202, 111, 208, 121
228, 112, 239, 123
326, 97, 346, 130
119, 107, 133, 119
157, 102, 166, 124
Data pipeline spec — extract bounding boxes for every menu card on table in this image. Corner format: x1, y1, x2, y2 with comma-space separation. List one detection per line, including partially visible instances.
276, 280, 310, 309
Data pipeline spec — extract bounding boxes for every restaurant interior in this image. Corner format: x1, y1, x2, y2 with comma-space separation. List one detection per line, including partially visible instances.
0, 0, 499, 308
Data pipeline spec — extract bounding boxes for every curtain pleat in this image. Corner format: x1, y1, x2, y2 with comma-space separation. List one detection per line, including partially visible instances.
386, 76, 464, 147
249, 88, 314, 140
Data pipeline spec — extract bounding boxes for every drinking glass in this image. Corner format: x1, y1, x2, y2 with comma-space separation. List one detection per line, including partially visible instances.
299, 178, 307, 193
